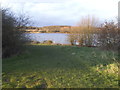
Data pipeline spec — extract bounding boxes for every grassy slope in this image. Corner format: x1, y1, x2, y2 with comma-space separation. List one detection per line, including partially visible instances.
2, 45, 119, 88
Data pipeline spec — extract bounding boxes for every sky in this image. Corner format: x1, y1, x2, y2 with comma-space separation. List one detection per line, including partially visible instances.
1, 0, 119, 27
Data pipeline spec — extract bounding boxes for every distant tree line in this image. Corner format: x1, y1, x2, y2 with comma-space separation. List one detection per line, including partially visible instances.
23, 26, 37, 29
25, 26, 71, 33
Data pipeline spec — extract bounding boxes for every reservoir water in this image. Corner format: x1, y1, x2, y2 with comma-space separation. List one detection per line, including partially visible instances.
26, 33, 71, 44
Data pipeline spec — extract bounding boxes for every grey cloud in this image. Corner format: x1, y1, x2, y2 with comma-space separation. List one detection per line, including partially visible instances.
1, 0, 119, 27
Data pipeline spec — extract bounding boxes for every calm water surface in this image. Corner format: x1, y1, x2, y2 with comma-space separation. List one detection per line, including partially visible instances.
26, 33, 70, 44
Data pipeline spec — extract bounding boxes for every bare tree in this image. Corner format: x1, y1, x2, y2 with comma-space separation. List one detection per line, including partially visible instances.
78, 15, 99, 46
2, 8, 30, 58
68, 15, 99, 46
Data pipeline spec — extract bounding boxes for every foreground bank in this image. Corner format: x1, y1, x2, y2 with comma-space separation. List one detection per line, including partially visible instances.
2, 45, 119, 88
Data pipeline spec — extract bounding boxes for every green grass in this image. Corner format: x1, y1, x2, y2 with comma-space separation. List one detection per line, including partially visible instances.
2, 45, 119, 88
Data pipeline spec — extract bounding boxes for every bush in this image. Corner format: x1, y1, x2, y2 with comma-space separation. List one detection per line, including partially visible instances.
43, 40, 53, 45
98, 21, 120, 50
30, 41, 41, 44
2, 8, 30, 58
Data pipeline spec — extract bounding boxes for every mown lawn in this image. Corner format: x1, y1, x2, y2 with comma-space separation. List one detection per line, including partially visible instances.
2, 45, 119, 88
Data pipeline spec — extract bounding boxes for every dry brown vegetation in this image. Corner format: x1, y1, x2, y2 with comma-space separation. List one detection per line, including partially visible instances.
68, 16, 119, 51
68, 16, 99, 47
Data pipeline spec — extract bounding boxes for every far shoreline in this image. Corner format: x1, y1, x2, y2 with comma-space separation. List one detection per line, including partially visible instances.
24, 32, 70, 34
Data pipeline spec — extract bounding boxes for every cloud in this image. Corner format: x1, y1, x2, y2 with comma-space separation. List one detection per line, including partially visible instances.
1, 0, 119, 26
1, 0, 69, 3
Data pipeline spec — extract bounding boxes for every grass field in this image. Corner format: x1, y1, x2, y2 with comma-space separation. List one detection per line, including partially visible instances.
2, 45, 119, 88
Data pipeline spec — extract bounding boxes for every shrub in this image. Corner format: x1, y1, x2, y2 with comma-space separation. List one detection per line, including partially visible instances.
2, 8, 30, 58
98, 21, 120, 50
30, 41, 40, 44
43, 40, 53, 45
